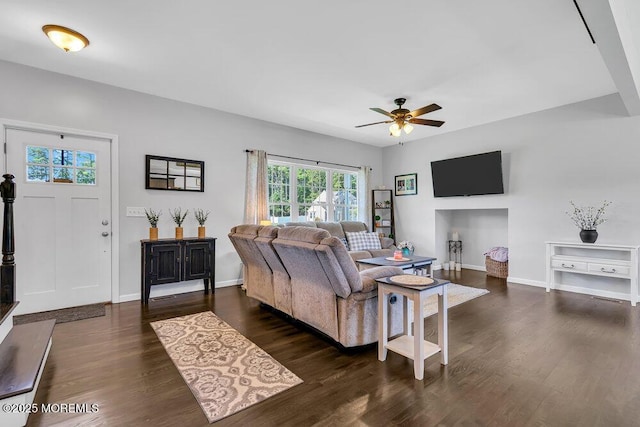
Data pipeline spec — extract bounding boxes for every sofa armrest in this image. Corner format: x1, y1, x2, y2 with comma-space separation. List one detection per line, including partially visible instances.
348, 250, 374, 263
359, 266, 404, 293
380, 237, 395, 250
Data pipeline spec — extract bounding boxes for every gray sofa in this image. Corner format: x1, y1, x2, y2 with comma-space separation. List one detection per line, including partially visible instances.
284, 221, 396, 261
229, 224, 403, 347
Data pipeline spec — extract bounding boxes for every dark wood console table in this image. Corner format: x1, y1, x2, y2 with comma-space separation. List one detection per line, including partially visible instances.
141, 237, 216, 304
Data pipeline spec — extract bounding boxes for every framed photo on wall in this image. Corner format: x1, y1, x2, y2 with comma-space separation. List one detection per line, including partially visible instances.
395, 173, 417, 196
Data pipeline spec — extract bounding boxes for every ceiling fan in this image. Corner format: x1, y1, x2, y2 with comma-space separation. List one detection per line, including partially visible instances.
355, 98, 445, 137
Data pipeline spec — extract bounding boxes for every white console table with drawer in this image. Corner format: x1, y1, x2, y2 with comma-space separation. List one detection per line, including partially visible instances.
545, 241, 639, 306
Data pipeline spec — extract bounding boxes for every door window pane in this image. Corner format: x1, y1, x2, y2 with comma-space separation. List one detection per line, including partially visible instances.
53, 167, 74, 183
27, 146, 49, 164
27, 165, 50, 182
76, 169, 96, 185
53, 149, 73, 166
75, 151, 96, 168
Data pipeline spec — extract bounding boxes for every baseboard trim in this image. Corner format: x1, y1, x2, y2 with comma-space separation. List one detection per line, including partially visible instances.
438, 263, 485, 272
507, 277, 546, 288
119, 279, 242, 303
549, 282, 632, 303
462, 264, 486, 272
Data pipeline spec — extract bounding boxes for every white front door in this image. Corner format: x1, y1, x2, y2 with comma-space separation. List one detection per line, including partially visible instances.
6, 128, 112, 314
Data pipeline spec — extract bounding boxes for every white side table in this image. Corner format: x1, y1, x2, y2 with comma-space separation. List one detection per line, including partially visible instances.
377, 276, 449, 380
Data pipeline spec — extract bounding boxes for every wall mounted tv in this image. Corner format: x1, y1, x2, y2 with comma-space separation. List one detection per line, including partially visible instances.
431, 150, 504, 197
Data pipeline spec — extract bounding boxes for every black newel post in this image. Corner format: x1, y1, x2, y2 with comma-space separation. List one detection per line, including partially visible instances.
0, 174, 16, 306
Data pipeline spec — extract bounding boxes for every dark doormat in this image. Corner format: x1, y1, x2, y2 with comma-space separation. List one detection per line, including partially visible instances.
13, 303, 106, 325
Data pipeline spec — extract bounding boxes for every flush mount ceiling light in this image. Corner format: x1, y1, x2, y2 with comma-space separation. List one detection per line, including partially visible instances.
42, 25, 90, 52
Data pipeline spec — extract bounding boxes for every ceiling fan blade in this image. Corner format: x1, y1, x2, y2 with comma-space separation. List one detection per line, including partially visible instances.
409, 103, 441, 118
409, 118, 445, 127
355, 120, 393, 128
370, 108, 395, 118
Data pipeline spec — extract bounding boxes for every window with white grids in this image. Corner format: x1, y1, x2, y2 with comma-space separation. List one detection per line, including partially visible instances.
26, 145, 97, 185
267, 161, 359, 224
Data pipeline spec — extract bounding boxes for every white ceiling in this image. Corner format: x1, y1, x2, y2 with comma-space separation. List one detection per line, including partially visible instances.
0, 0, 632, 147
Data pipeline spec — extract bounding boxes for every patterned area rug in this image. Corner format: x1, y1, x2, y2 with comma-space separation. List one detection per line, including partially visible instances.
151, 311, 302, 423
13, 303, 106, 325
423, 283, 489, 317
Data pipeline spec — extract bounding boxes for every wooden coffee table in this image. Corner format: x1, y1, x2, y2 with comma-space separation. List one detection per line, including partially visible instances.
376, 275, 449, 380
357, 255, 436, 277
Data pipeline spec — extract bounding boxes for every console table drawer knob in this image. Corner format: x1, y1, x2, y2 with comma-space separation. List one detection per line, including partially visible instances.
562, 263, 575, 269
600, 267, 616, 273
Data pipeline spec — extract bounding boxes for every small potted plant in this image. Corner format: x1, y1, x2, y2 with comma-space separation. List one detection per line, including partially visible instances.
566, 200, 611, 243
169, 208, 188, 239
144, 208, 161, 241
194, 208, 210, 239
374, 215, 381, 227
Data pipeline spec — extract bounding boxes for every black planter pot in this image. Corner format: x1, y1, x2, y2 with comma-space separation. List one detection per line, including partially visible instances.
580, 229, 598, 243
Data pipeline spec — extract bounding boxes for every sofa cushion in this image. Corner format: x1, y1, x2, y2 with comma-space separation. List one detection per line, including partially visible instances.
315, 222, 346, 239
348, 250, 374, 262
367, 248, 395, 258
278, 225, 329, 243
285, 221, 317, 228
340, 221, 368, 233
317, 236, 362, 295
346, 231, 382, 251
256, 225, 291, 315
228, 225, 275, 306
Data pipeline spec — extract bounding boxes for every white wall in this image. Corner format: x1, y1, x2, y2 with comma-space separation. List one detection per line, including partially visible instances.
383, 93, 640, 286
0, 60, 384, 301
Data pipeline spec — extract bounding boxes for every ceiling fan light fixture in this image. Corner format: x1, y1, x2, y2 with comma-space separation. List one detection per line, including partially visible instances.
357, 98, 445, 136
42, 25, 90, 52
403, 123, 414, 134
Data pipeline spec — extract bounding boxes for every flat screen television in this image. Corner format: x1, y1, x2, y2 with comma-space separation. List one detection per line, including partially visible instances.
431, 151, 504, 197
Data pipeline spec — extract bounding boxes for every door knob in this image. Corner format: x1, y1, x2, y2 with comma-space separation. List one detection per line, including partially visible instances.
102, 220, 109, 226
102, 231, 110, 237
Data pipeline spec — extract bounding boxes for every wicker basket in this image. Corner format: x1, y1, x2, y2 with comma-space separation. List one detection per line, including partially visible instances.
485, 256, 508, 279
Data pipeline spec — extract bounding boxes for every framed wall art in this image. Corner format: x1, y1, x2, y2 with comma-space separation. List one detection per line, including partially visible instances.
395, 173, 417, 196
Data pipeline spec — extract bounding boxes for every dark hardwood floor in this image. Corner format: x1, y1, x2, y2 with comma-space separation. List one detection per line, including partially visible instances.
27, 270, 640, 426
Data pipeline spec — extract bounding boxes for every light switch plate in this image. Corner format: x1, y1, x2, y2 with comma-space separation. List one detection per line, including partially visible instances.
127, 207, 147, 217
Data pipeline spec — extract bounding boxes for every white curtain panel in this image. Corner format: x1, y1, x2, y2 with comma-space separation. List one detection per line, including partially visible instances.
244, 150, 269, 224
358, 166, 372, 227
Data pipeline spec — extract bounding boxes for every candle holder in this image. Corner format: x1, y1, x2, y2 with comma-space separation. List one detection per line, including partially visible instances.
448, 239, 462, 271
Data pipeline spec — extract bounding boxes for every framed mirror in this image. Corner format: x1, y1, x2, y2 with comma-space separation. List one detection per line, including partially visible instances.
145, 155, 204, 192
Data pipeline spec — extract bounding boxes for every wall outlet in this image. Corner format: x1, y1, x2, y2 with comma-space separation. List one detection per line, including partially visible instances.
127, 207, 147, 217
